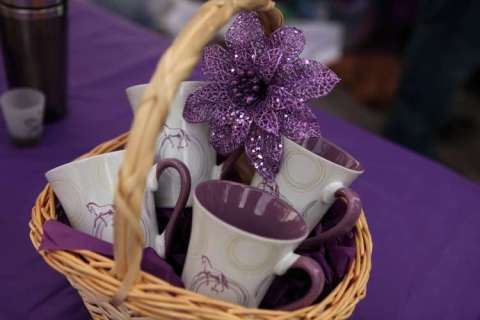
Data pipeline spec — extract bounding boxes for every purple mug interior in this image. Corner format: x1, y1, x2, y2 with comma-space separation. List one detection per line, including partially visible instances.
297, 136, 363, 172
195, 180, 307, 240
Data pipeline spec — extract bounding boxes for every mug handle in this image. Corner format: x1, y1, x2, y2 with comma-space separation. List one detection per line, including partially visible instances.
154, 158, 191, 259
298, 187, 362, 252
275, 254, 325, 311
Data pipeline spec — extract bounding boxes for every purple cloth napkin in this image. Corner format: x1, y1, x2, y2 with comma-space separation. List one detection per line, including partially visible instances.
39, 220, 184, 288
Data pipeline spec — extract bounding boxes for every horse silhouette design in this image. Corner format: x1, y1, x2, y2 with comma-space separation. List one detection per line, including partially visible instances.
190, 255, 250, 305
159, 125, 191, 151
86, 202, 115, 238
198, 255, 229, 293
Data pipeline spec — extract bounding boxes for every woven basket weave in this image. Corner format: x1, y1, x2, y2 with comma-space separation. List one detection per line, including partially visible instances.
29, 1, 372, 319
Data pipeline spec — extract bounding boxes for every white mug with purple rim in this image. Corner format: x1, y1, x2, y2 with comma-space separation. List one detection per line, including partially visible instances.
251, 136, 364, 237
45, 151, 191, 260
182, 180, 325, 310
126, 81, 238, 208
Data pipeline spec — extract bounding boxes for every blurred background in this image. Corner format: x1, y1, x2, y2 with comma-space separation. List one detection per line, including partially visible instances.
93, 0, 480, 181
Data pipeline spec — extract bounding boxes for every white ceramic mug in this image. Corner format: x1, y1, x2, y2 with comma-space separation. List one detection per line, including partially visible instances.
126, 81, 238, 207
251, 136, 364, 232
182, 180, 325, 310
45, 151, 191, 259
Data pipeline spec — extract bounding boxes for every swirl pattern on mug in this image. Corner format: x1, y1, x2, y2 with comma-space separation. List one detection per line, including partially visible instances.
281, 151, 325, 192
226, 236, 279, 273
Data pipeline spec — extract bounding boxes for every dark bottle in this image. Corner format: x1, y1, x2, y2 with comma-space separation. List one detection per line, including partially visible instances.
0, 0, 68, 122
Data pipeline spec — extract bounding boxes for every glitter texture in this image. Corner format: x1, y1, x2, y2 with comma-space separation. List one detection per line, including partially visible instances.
184, 11, 340, 181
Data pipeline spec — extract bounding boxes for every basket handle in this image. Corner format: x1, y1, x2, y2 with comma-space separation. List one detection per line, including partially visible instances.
112, 0, 283, 304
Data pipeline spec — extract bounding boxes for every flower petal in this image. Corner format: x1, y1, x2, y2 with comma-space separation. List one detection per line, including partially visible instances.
245, 125, 282, 181
202, 45, 235, 82
256, 48, 283, 82
226, 11, 268, 54
231, 46, 255, 71
209, 106, 253, 155
190, 83, 231, 104
255, 107, 279, 135
275, 59, 340, 100
270, 27, 305, 62
279, 107, 321, 142
183, 83, 230, 123
264, 85, 304, 111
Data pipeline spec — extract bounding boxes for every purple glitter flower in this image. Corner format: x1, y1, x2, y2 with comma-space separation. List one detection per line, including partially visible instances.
184, 11, 340, 181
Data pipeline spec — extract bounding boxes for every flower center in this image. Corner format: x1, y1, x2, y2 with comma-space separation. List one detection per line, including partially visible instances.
230, 69, 267, 107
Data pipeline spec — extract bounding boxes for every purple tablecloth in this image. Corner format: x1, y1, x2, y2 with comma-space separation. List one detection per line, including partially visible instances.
1, 1, 479, 319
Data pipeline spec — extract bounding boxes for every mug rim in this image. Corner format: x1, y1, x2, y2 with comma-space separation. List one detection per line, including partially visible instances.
126, 80, 209, 115
193, 180, 308, 244
45, 150, 124, 179
284, 136, 364, 174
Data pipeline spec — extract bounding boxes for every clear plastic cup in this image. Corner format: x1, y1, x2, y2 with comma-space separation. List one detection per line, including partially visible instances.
0, 88, 45, 147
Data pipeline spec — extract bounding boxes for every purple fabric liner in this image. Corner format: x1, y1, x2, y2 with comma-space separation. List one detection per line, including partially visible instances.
39, 219, 184, 288
40, 198, 356, 309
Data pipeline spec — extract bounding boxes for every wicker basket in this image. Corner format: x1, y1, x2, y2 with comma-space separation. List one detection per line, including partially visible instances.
29, 0, 372, 319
